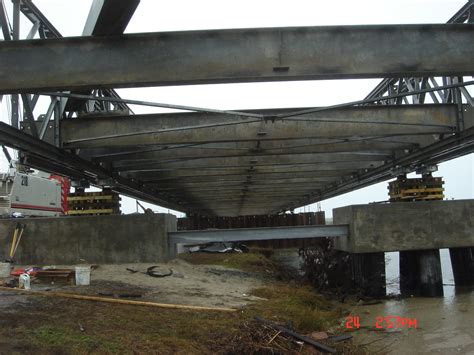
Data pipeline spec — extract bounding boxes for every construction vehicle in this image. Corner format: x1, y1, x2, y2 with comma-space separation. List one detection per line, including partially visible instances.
0, 161, 69, 217
0, 146, 120, 217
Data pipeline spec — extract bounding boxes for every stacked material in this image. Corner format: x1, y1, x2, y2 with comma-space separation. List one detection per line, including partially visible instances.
67, 189, 121, 215
388, 175, 444, 202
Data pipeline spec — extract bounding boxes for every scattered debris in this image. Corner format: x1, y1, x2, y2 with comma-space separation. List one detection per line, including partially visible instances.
146, 266, 173, 278
300, 240, 352, 295
6, 223, 26, 263
309, 331, 329, 340
125, 265, 173, 278
254, 316, 337, 353
328, 334, 353, 342
10, 267, 41, 277
78, 323, 85, 332
188, 242, 249, 254
36, 269, 76, 284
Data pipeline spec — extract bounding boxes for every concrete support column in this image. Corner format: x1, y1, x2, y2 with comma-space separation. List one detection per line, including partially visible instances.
418, 249, 444, 297
449, 247, 474, 286
351, 252, 386, 298
400, 249, 443, 297
400, 251, 421, 296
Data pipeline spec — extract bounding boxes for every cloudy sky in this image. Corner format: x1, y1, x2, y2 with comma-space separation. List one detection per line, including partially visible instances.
1, 0, 472, 216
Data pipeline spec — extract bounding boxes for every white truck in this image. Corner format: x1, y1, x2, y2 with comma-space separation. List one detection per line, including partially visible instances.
0, 162, 64, 217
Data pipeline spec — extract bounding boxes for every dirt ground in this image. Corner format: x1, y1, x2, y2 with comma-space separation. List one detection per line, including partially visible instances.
70, 259, 267, 308
0, 253, 356, 354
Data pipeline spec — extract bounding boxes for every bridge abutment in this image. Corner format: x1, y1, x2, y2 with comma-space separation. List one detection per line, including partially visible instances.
334, 199, 474, 296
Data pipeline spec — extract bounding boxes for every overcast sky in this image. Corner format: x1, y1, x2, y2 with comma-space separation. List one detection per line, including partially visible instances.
1, 0, 472, 217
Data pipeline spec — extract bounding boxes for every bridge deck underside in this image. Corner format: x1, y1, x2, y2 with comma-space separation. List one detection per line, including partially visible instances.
2, 22, 474, 215
53, 104, 473, 216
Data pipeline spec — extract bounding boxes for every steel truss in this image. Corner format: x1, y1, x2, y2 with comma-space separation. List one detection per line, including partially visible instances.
364, 1, 474, 109
0, 0, 473, 216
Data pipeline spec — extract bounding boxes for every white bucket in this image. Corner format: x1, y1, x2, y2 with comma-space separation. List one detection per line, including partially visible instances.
19, 273, 31, 290
0, 262, 11, 278
75, 266, 91, 286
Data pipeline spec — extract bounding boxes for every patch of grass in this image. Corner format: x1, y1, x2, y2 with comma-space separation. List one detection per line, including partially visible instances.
247, 283, 342, 332
179, 250, 277, 274
28, 324, 120, 353
21, 300, 238, 354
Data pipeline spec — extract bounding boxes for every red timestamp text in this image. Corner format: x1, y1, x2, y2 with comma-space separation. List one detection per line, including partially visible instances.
345, 315, 418, 329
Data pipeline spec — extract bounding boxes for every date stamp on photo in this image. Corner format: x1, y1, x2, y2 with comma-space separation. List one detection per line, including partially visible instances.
345, 315, 418, 329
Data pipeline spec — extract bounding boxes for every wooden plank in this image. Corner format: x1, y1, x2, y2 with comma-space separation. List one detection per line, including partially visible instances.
67, 209, 114, 215
0, 286, 236, 312
68, 195, 114, 201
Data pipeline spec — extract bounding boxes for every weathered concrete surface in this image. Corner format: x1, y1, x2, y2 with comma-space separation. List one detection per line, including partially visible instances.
333, 200, 474, 253
0, 214, 176, 264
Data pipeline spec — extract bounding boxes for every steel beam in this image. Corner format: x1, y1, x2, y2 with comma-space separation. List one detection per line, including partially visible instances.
283, 125, 474, 211
169, 224, 348, 244
113, 153, 388, 171
173, 186, 322, 194
125, 166, 361, 181
65, 0, 139, 114
153, 177, 335, 187
85, 141, 409, 163
0, 0, 11, 40
60, 105, 457, 148
19, 0, 61, 39
1, 25, 474, 93
364, 1, 474, 105
83, 0, 140, 36
121, 161, 384, 173
0, 122, 186, 212
138, 171, 353, 183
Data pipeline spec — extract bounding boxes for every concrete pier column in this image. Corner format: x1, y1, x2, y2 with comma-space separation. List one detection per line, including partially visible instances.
400, 251, 421, 296
418, 249, 444, 297
400, 249, 444, 297
351, 252, 386, 298
449, 247, 474, 286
